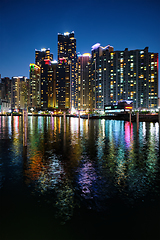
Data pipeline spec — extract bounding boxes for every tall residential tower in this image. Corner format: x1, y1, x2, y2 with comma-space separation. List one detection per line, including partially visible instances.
29, 64, 41, 110
77, 53, 91, 111
58, 32, 77, 110
91, 44, 158, 110
34, 48, 57, 110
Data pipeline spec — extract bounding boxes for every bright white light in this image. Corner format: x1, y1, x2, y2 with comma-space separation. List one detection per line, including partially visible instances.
51, 60, 58, 64
71, 107, 77, 115
125, 100, 133, 104
91, 43, 100, 50
64, 32, 70, 36
41, 48, 46, 52
82, 53, 91, 57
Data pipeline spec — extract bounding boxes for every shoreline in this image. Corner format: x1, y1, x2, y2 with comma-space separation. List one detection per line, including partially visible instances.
0, 113, 159, 122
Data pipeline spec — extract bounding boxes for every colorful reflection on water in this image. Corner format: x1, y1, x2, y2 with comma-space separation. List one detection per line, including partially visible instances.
0, 116, 160, 239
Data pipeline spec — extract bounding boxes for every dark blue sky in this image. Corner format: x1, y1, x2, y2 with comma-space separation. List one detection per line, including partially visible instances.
0, 0, 159, 92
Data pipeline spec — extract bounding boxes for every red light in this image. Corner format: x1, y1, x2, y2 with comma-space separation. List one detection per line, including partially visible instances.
44, 59, 51, 65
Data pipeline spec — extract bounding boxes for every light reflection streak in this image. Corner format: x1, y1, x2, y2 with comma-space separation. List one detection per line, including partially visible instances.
84, 119, 88, 135
13, 116, 20, 137
78, 159, 97, 200
138, 122, 144, 148
116, 146, 126, 188
25, 153, 63, 191
69, 118, 80, 146
155, 122, 159, 139
11, 116, 22, 165
3, 116, 6, 126
97, 120, 105, 161
30, 116, 33, 131
101, 119, 105, 137
58, 117, 61, 133
8, 116, 12, 137
24, 144, 75, 222
142, 122, 146, 139
54, 117, 57, 132
38, 116, 44, 133
51, 116, 54, 131
0, 116, 12, 139
150, 122, 159, 141
70, 117, 78, 134
124, 122, 133, 149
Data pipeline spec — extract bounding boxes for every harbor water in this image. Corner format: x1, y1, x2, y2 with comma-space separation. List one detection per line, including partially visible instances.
0, 116, 160, 240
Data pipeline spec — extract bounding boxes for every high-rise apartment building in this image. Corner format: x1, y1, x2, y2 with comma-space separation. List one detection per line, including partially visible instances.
91, 44, 158, 110
35, 48, 53, 67
58, 32, 77, 110
77, 53, 91, 111
40, 59, 57, 110
11, 76, 28, 111
0, 77, 12, 102
91, 44, 114, 111
48, 61, 58, 109
56, 58, 70, 110
34, 48, 57, 110
29, 64, 41, 110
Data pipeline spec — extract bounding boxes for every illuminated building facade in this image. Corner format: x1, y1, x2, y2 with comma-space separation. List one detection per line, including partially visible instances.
0, 99, 11, 113
148, 51, 158, 109
91, 44, 158, 110
35, 48, 53, 67
29, 64, 41, 110
11, 76, 28, 111
91, 44, 114, 111
0, 77, 12, 103
0, 77, 12, 113
34, 48, 57, 110
40, 59, 57, 110
48, 61, 58, 109
56, 58, 70, 110
58, 32, 77, 109
77, 53, 91, 111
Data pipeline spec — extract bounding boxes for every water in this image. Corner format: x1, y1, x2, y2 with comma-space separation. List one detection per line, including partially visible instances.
0, 116, 160, 240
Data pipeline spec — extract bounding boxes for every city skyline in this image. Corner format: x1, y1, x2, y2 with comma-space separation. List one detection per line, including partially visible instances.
0, 0, 159, 94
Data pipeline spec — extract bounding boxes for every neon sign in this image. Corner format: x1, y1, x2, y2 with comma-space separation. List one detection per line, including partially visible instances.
44, 59, 51, 65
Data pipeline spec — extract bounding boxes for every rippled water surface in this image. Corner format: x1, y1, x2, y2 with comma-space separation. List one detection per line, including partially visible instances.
0, 116, 160, 240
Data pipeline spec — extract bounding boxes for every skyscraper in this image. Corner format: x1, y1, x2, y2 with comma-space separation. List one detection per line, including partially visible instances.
48, 61, 58, 109
77, 53, 91, 111
34, 48, 56, 110
35, 48, 53, 67
29, 64, 41, 110
0, 77, 12, 102
56, 58, 70, 110
91, 44, 114, 111
11, 76, 28, 111
91, 44, 158, 110
58, 32, 77, 110
40, 59, 57, 110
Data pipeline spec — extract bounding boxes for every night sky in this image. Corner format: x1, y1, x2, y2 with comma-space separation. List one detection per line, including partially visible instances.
0, 0, 159, 93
